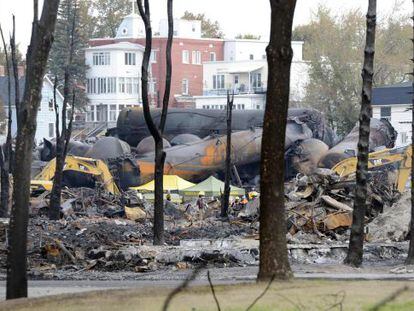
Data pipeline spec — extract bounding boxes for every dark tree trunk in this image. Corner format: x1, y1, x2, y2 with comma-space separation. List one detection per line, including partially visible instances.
6, 0, 60, 299
257, 0, 296, 281
220, 91, 234, 219
137, 0, 173, 245
406, 0, 414, 265
344, 0, 376, 267
49, 5, 77, 220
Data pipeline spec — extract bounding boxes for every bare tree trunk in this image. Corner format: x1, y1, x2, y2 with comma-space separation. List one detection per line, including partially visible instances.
220, 91, 234, 219
406, 0, 414, 265
6, 0, 60, 299
49, 4, 77, 220
344, 0, 376, 268
0, 23, 12, 217
257, 0, 296, 281
137, 0, 173, 245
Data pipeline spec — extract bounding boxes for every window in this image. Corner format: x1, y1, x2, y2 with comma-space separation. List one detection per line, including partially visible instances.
262, 54, 266, 60
93, 52, 110, 65
182, 79, 189, 95
150, 50, 157, 63
256, 104, 261, 110
49, 100, 54, 111
87, 106, 95, 122
118, 78, 125, 93
192, 51, 201, 64
97, 77, 107, 94
213, 75, 225, 89
133, 77, 139, 95
109, 105, 117, 121
87, 78, 97, 94
126, 77, 133, 94
380, 107, 391, 121
401, 132, 408, 144
49, 123, 54, 138
125, 52, 136, 65
182, 50, 189, 64
234, 75, 239, 85
210, 52, 216, 61
119, 105, 125, 112
252, 73, 262, 88
249, 54, 254, 60
149, 79, 156, 94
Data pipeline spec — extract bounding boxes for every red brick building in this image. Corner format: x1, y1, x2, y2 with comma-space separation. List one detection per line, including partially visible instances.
88, 16, 224, 108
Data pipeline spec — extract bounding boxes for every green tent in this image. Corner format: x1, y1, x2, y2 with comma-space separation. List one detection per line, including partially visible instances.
180, 176, 245, 200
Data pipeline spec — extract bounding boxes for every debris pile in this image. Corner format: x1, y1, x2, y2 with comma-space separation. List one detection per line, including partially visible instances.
284, 168, 400, 238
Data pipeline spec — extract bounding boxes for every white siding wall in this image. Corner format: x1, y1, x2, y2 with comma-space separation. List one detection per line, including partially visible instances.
10, 78, 64, 144
85, 42, 144, 123
202, 60, 309, 102
223, 40, 303, 62
373, 104, 411, 147
194, 94, 266, 110
159, 19, 201, 39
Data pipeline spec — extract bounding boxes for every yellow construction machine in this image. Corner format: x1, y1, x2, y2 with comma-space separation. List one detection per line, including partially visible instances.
331, 145, 412, 193
31, 155, 120, 195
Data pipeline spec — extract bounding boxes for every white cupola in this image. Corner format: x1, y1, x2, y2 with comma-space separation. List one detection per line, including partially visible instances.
116, 0, 145, 39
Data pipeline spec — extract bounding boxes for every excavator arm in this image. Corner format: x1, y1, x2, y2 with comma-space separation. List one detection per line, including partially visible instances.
331, 145, 412, 193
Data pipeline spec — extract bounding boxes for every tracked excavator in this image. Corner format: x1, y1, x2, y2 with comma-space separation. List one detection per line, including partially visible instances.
31, 156, 120, 195
331, 144, 412, 193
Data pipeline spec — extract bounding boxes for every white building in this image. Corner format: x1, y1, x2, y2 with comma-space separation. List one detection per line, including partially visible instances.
0, 75, 64, 143
194, 41, 309, 110
159, 18, 202, 39
85, 41, 145, 125
372, 82, 412, 147
223, 40, 303, 62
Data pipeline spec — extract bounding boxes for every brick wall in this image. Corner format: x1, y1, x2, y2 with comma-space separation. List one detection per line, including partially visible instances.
89, 37, 224, 107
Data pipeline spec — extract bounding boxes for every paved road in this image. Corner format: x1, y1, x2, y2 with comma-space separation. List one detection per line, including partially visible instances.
1, 265, 414, 299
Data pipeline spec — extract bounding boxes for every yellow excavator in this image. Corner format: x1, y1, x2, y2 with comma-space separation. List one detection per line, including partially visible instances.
331, 145, 412, 193
31, 155, 120, 195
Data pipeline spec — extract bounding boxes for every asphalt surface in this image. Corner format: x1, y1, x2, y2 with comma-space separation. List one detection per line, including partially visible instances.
1, 265, 414, 299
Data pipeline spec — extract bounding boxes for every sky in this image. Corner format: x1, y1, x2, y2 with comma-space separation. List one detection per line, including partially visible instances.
0, 0, 411, 53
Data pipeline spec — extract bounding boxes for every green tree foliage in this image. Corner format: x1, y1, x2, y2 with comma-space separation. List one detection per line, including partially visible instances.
182, 11, 224, 38
92, 0, 131, 38
294, 5, 411, 136
235, 33, 261, 40
48, 0, 93, 107
0, 45, 23, 67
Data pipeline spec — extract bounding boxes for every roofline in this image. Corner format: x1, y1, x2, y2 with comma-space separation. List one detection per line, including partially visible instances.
44, 75, 64, 100
85, 43, 145, 51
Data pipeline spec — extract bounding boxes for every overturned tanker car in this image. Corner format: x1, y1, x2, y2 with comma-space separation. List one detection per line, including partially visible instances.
132, 118, 397, 186
113, 107, 337, 148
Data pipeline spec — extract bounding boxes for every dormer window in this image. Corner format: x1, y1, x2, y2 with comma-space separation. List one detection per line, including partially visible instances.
122, 28, 128, 35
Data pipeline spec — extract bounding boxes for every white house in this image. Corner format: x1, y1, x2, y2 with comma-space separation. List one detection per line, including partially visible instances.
85, 41, 145, 125
194, 41, 309, 110
0, 75, 64, 144
372, 82, 412, 147
159, 18, 202, 39
223, 40, 303, 62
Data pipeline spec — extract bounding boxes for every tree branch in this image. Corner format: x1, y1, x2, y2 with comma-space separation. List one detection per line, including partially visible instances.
162, 267, 203, 311
159, 0, 173, 133
10, 15, 20, 127
369, 286, 409, 311
246, 274, 275, 311
207, 270, 221, 311
136, 0, 160, 141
